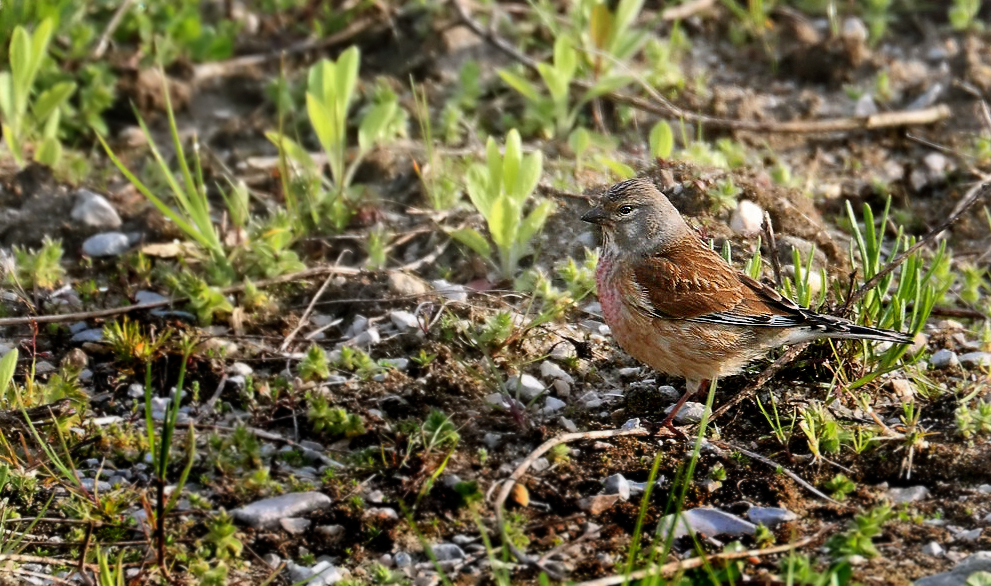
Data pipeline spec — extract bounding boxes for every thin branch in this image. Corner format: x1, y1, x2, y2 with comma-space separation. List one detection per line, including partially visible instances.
713, 440, 838, 504
279, 271, 336, 352
710, 342, 810, 422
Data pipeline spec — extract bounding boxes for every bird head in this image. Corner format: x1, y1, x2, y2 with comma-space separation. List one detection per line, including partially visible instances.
581, 178, 691, 254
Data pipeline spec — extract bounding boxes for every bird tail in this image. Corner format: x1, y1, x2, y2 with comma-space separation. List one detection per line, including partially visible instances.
808, 313, 914, 345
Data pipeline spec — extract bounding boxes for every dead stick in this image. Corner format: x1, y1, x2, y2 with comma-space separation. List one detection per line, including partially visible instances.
710, 342, 810, 422
279, 271, 336, 352
493, 427, 650, 579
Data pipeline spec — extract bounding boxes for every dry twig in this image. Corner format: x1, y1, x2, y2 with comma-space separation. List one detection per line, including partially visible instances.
712, 440, 838, 504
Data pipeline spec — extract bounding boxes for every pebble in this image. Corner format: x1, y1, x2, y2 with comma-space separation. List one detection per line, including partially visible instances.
930, 349, 959, 369
579, 494, 620, 515
430, 543, 466, 561
394, 552, 413, 568
888, 485, 929, 504
552, 379, 571, 398
729, 199, 763, 235
978, 485, 991, 494
531, 458, 550, 473
381, 358, 409, 371
543, 397, 567, 414
482, 433, 502, 449
665, 401, 706, 424
540, 361, 574, 384
484, 393, 509, 409
390, 310, 419, 331
316, 525, 344, 542
603, 474, 631, 500
657, 385, 681, 401
508, 374, 545, 401
71, 328, 105, 344
658, 507, 756, 540
431, 279, 467, 302
82, 232, 132, 257
231, 492, 332, 529
559, 417, 578, 432
955, 528, 983, 542
364, 507, 399, 521
280, 518, 311, 535
854, 94, 878, 117
229, 362, 253, 377
922, 541, 944, 557
286, 561, 344, 586
959, 352, 991, 368
747, 507, 797, 527
914, 551, 991, 586
262, 553, 281, 569
71, 189, 121, 229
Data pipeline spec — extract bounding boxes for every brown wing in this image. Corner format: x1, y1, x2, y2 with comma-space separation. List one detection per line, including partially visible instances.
631, 241, 809, 327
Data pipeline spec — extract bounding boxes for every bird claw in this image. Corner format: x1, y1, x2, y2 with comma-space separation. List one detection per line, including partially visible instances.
642, 419, 688, 439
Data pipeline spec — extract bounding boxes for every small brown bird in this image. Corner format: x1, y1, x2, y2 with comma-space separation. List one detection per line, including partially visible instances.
582, 178, 912, 430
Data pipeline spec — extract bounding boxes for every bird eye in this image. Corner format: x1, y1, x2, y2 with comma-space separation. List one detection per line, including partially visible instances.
618, 205, 634, 215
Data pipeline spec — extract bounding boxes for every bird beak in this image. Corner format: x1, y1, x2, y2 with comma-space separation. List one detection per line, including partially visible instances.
582, 207, 609, 225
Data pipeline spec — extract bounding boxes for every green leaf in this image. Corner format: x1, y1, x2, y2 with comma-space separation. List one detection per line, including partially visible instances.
465, 164, 494, 219
583, 75, 634, 102
358, 100, 397, 152
517, 200, 554, 252
613, 0, 645, 45
0, 73, 14, 119
34, 136, 62, 166
516, 151, 543, 205
485, 136, 503, 200
334, 46, 360, 120
32, 82, 76, 123
590, 4, 612, 50
554, 36, 577, 80
649, 120, 674, 158
489, 196, 519, 251
307, 59, 333, 103
599, 157, 636, 179
450, 227, 492, 259
502, 130, 523, 202
9, 26, 31, 117
498, 69, 540, 102
536, 63, 567, 104
0, 349, 17, 395
264, 131, 318, 174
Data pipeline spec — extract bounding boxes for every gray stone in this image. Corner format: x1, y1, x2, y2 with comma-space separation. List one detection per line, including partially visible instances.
231, 492, 332, 529
957, 528, 983, 542
316, 525, 344, 542
915, 552, 991, 586
135, 290, 169, 305
482, 433, 502, 449
657, 508, 757, 540
560, 417, 578, 432
540, 361, 574, 384
229, 362, 253, 377
959, 352, 991, 368
665, 401, 706, 424
431, 279, 467, 302
280, 518, 311, 535
262, 553, 281, 569
394, 552, 413, 568
729, 199, 763, 235
364, 507, 399, 521
430, 543, 466, 561
930, 349, 959, 369
889, 485, 929, 504
286, 560, 344, 586
979, 485, 991, 494
388, 272, 430, 296
80, 478, 112, 492
922, 541, 944, 557
82, 232, 131, 257
603, 474, 630, 500
509, 374, 545, 401
390, 310, 419, 331
71, 328, 105, 344
543, 396, 567, 414
747, 506, 798, 527
531, 457, 550, 473
71, 189, 121, 229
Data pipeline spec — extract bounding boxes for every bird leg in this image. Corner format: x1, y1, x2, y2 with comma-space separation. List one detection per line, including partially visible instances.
656, 379, 706, 436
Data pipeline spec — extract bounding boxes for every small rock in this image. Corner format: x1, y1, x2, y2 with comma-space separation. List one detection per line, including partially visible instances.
262, 553, 281, 569
657, 385, 681, 401
930, 349, 959, 369
394, 552, 413, 568
280, 518, 311, 535
729, 199, 763, 235
921, 541, 944, 557
135, 290, 169, 305
978, 485, 991, 494
482, 433, 502, 449
621, 418, 641, 431
747, 507, 798, 527
82, 232, 132, 257
531, 458, 550, 473
552, 379, 571, 398
889, 378, 914, 400
431, 279, 467, 302
231, 492, 332, 529
956, 528, 983, 542
71, 328, 105, 344
658, 508, 756, 540
389, 272, 429, 296
543, 396, 567, 414
508, 374, 545, 401
80, 478, 112, 492
665, 401, 706, 424
914, 551, 991, 586
381, 358, 409, 371
364, 507, 399, 522
603, 474, 631, 500
390, 310, 419, 331
888, 485, 929, 504
316, 525, 345, 542
229, 362, 253, 377
559, 417, 578, 432
579, 494, 620, 515
959, 352, 991, 368
451, 534, 475, 546
430, 543, 466, 561
854, 94, 878, 117
540, 361, 574, 384
286, 561, 344, 586
71, 189, 122, 229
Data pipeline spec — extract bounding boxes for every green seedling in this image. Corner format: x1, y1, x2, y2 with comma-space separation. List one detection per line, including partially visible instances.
454, 129, 552, 279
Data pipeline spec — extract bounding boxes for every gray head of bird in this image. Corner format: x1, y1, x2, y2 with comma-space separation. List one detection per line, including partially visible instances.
581, 178, 691, 255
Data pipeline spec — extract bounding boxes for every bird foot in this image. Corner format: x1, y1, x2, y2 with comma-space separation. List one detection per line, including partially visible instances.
642, 418, 688, 439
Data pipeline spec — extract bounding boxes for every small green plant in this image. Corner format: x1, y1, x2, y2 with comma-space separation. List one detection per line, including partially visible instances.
7, 236, 65, 290
707, 177, 740, 213
267, 46, 403, 231
649, 119, 674, 159
168, 273, 234, 325
780, 553, 853, 586
826, 505, 894, 559
756, 391, 795, 447
298, 345, 330, 381
421, 410, 459, 457
104, 317, 171, 365
781, 245, 828, 311
454, 129, 552, 280
956, 399, 991, 438
0, 19, 76, 167
203, 511, 243, 561
949, 0, 983, 31
824, 473, 857, 501
862, 0, 895, 44
307, 395, 365, 437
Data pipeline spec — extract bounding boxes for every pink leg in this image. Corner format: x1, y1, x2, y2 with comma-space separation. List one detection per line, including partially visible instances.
657, 379, 704, 435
